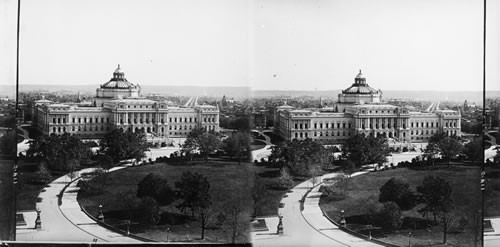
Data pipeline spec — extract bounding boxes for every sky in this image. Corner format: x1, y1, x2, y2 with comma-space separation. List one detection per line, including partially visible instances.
0, 0, 499, 92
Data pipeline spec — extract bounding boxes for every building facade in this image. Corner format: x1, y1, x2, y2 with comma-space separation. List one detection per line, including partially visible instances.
274, 71, 461, 145
34, 66, 220, 144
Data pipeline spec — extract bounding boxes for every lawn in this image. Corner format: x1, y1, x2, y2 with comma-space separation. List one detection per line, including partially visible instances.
250, 139, 266, 151
77, 159, 287, 243
319, 166, 481, 247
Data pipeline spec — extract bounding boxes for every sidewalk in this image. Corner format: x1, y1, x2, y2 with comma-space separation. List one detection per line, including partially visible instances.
485, 217, 500, 247
17, 167, 139, 242
252, 172, 381, 247
302, 172, 380, 247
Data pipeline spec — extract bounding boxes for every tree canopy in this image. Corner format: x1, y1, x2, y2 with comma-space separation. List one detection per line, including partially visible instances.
137, 173, 176, 206
438, 137, 463, 166
463, 137, 482, 164
99, 128, 149, 162
175, 171, 212, 216
416, 175, 454, 221
269, 138, 330, 177
222, 131, 250, 164
379, 177, 418, 211
342, 134, 390, 167
27, 133, 91, 170
183, 128, 221, 162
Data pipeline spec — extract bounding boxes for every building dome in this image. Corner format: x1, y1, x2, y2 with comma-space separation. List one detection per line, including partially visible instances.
101, 65, 135, 89
342, 70, 379, 94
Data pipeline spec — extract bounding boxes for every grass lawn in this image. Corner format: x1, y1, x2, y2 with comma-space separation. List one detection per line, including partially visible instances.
77, 159, 288, 243
486, 166, 500, 217
250, 139, 266, 151
320, 166, 481, 247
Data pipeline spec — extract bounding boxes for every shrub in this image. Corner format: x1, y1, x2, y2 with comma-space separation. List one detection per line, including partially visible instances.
277, 169, 293, 189
379, 202, 402, 230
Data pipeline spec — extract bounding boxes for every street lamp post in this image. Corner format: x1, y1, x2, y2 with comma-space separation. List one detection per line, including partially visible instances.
126, 220, 130, 236
34, 208, 41, 229
98, 204, 104, 223
340, 209, 346, 228
277, 215, 283, 235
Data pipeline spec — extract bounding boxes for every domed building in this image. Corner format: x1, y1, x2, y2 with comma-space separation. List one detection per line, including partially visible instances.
274, 71, 461, 146
338, 70, 382, 104
34, 66, 220, 145
93, 65, 141, 107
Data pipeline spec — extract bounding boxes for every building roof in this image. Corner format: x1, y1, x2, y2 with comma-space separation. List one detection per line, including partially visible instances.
101, 65, 137, 89
342, 70, 380, 95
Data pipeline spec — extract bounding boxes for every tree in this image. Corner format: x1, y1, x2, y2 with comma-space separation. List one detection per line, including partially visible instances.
423, 142, 440, 166
181, 137, 197, 161
27, 133, 91, 171
222, 131, 250, 164
0, 129, 17, 157
36, 162, 52, 184
99, 128, 149, 162
196, 132, 221, 163
137, 173, 175, 206
342, 134, 390, 168
223, 196, 248, 243
96, 154, 114, 171
277, 168, 293, 189
308, 164, 322, 188
196, 203, 213, 240
183, 129, 221, 163
463, 137, 483, 164
378, 178, 418, 211
361, 195, 383, 225
379, 202, 403, 230
417, 176, 454, 222
175, 171, 211, 217
138, 196, 161, 224
116, 190, 141, 220
439, 211, 456, 244
437, 137, 463, 167
269, 138, 331, 177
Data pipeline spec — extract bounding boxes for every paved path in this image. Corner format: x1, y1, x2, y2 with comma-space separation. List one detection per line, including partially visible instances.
251, 129, 274, 162
486, 131, 498, 146
485, 217, 500, 247
17, 167, 139, 242
252, 172, 381, 247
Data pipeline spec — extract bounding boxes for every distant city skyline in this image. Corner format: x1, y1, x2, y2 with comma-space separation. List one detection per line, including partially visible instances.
0, 0, 499, 91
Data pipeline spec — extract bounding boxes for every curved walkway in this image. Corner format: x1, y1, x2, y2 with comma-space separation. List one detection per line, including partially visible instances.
252, 172, 381, 247
17, 167, 139, 242
251, 129, 274, 162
